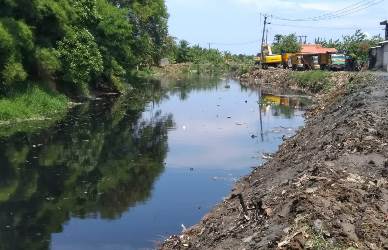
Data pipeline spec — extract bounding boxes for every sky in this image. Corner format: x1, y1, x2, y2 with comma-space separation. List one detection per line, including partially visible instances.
165, 0, 388, 55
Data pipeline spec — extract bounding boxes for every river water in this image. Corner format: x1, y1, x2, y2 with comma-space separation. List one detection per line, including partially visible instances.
0, 77, 309, 250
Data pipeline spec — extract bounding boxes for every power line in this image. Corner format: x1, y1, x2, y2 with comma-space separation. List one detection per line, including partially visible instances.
271, 23, 377, 31
271, 0, 380, 21
270, 0, 385, 22
297, 0, 377, 21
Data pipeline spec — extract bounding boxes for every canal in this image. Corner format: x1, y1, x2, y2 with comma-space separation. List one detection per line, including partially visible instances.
0, 77, 309, 250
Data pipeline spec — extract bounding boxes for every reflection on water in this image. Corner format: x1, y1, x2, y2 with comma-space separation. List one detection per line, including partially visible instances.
0, 95, 173, 250
0, 77, 309, 250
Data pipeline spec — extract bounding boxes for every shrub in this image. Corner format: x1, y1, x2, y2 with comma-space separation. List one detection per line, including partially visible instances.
1, 61, 27, 86
35, 47, 61, 77
291, 71, 331, 93
57, 28, 103, 95
0, 22, 14, 67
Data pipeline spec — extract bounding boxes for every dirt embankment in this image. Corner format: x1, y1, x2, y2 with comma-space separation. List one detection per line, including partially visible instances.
239, 68, 355, 95
161, 73, 388, 250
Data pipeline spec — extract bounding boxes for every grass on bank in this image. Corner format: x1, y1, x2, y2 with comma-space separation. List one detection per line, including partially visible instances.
291, 70, 332, 93
0, 86, 68, 122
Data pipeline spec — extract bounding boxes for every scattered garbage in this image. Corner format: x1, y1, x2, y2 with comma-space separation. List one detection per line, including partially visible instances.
261, 153, 273, 160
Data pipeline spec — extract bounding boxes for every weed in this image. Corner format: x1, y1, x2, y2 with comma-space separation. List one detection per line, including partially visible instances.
291, 71, 332, 93
0, 85, 68, 121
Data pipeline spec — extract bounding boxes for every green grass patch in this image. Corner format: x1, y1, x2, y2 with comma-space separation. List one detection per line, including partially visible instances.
291, 71, 332, 93
0, 86, 69, 122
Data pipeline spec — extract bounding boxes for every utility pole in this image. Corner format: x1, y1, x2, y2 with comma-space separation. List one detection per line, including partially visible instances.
297, 36, 302, 44
297, 35, 308, 44
381, 20, 388, 40
297, 36, 307, 44
260, 14, 269, 61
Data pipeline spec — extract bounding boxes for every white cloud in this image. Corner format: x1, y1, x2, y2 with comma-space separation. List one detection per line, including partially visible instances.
299, 3, 333, 11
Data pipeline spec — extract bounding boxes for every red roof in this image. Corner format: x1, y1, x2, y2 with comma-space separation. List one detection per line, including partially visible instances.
300, 44, 337, 55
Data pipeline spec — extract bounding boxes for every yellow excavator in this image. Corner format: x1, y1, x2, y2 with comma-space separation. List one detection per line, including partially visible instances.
256, 45, 292, 69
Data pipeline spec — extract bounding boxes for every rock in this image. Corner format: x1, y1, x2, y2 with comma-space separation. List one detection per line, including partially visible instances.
305, 187, 319, 194
382, 168, 388, 178
364, 136, 375, 141
313, 219, 323, 232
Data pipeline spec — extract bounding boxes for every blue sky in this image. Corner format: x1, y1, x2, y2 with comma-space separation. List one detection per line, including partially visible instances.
165, 0, 388, 55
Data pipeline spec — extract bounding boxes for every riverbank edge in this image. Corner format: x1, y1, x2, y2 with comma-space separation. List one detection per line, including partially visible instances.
0, 63, 247, 126
150, 62, 253, 81
161, 71, 388, 249
0, 86, 72, 124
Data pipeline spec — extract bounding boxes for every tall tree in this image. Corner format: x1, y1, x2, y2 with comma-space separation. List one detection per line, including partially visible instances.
272, 34, 301, 54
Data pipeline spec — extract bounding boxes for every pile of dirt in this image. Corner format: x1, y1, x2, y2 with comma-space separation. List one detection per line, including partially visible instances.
161, 75, 388, 249
240, 68, 291, 86
239, 68, 356, 95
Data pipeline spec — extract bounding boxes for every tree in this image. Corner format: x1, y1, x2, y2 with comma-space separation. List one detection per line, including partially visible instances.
57, 28, 103, 95
272, 34, 301, 54
315, 37, 341, 48
315, 30, 383, 62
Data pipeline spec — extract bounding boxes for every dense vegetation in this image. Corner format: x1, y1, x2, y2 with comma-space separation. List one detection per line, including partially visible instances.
0, 0, 254, 122
315, 29, 383, 62
272, 34, 301, 54
0, 0, 168, 97
157, 39, 254, 76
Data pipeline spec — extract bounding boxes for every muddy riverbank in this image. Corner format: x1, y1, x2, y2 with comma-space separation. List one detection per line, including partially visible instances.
162, 73, 388, 249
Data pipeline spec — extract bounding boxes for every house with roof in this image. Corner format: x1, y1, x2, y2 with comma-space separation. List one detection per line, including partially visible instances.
300, 44, 338, 55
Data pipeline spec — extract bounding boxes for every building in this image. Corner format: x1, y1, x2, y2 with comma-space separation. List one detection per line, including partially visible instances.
369, 41, 388, 72
300, 44, 337, 55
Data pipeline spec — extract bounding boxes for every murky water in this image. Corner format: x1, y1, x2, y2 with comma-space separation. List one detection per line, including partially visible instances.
0, 77, 309, 250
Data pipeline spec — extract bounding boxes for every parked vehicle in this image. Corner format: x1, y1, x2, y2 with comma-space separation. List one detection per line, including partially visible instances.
329, 53, 346, 71
345, 55, 361, 71
290, 55, 305, 70
256, 44, 360, 71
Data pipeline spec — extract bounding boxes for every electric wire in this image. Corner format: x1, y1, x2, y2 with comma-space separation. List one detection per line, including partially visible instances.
270, 0, 380, 21
270, 0, 385, 22
270, 23, 377, 31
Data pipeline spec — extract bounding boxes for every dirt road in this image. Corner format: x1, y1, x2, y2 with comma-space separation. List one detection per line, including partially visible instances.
162, 74, 388, 250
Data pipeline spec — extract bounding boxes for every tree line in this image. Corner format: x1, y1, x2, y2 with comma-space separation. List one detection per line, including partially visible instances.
0, 0, 169, 96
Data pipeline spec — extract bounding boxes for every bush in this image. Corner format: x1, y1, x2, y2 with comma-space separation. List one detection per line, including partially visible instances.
291, 71, 331, 93
35, 47, 61, 77
0, 22, 14, 68
57, 28, 103, 95
1, 61, 27, 86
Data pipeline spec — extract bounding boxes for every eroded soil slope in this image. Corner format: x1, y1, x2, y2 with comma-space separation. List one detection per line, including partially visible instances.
162, 75, 388, 250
